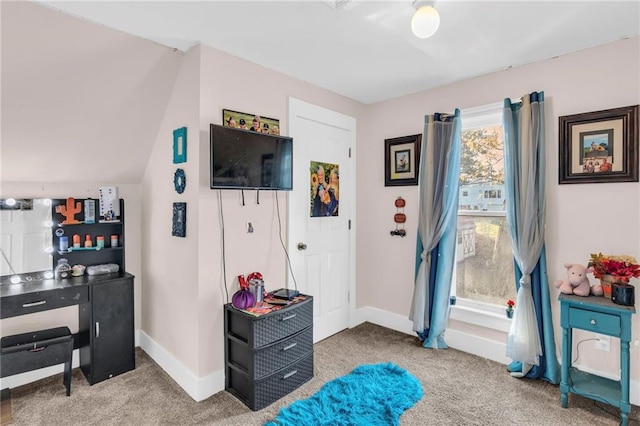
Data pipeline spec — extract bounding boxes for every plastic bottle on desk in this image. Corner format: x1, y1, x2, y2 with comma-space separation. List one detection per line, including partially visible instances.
54, 258, 72, 280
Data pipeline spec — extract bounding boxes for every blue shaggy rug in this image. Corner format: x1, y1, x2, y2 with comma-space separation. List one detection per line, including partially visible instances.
265, 363, 423, 426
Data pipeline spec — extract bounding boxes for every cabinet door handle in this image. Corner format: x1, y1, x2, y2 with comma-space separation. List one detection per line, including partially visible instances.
95, 322, 100, 338
282, 342, 297, 351
590, 319, 596, 325
283, 370, 298, 379
281, 314, 297, 321
22, 300, 46, 308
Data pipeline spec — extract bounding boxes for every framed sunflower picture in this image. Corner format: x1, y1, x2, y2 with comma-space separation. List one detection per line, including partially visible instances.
309, 161, 339, 217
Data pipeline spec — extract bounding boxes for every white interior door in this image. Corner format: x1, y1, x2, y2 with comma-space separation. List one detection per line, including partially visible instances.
288, 98, 356, 343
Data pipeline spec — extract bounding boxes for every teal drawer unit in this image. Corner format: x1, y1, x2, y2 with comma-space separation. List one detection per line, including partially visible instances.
568, 307, 620, 335
559, 294, 635, 426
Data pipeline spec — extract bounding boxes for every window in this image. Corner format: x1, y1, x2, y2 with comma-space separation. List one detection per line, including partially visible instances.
454, 103, 516, 308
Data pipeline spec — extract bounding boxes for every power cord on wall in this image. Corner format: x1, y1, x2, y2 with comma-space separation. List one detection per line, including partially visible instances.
275, 191, 298, 291
218, 189, 229, 303
572, 338, 598, 364
218, 190, 297, 301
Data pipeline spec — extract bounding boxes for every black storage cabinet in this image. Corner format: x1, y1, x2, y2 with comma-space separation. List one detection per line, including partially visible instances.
224, 296, 314, 410
1, 327, 73, 396
79, 275, 135, 385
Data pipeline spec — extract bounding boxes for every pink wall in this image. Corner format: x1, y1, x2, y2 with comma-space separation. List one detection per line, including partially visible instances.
142, 44, 363, 377
1, 2, 181, 184
357, 37, 640, 381
141, 47, 202, 374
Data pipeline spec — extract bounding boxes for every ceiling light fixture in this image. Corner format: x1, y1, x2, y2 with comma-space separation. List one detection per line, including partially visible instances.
411, 1, 440, 39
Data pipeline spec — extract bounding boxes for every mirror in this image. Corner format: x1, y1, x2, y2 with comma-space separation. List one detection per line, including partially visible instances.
0, 198, 53, 279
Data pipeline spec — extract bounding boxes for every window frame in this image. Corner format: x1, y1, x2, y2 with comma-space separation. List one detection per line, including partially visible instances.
451, 102, 513, 332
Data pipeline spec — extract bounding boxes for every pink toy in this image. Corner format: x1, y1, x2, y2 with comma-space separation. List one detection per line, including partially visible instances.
554, 263, 603, 297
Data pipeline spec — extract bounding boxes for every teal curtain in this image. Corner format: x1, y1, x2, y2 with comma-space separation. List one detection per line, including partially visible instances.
503, 92, 559, 383
409, 110, 461, 348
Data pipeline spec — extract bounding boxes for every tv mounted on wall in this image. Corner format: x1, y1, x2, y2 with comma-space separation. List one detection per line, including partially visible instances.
210, 124, 293, 190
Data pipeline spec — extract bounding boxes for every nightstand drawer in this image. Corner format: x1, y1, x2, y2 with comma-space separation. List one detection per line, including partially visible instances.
568, 307, 620, 336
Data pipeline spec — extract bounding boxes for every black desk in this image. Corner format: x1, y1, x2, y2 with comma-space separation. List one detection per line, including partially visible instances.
1, 272, 135, 384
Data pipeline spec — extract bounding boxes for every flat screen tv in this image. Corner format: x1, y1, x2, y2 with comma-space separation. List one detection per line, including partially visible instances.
210, 124, 293, 190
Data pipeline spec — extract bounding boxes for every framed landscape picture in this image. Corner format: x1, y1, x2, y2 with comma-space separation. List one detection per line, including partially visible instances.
559, 105, 638, 184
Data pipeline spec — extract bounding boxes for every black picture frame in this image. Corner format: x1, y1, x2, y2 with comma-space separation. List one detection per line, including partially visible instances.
384, 134, 422, 186
559, 105, 638, 184
172, 202, 186, 237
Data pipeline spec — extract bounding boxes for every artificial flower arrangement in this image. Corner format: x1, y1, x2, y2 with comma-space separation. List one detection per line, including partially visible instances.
506, 299, 515, 316
588, 253, 640, 285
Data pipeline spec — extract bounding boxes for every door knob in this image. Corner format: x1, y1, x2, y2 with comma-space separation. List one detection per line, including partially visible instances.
297, 242, 307, 251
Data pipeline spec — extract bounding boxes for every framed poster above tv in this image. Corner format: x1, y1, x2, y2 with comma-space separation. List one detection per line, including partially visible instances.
222, 109, 280, 135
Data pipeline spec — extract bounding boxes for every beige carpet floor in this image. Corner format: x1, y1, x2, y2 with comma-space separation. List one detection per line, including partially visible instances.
5, 322, 639, 425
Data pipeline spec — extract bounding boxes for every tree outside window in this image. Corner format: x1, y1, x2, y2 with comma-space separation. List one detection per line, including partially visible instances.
455, 122, 516, 306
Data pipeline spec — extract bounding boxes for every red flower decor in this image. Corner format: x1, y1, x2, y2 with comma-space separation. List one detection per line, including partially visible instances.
506, 299, 515, 311
588, 253, 640, 284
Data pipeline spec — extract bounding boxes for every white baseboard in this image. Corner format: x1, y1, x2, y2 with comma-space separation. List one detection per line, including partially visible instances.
354, 305, 509, 364
0, 348, 80, 390
137, 330, 224, 402
354, 306, 639, 406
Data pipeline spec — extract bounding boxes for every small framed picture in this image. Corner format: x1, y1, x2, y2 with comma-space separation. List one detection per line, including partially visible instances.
172, 202, 186, 237
384, 134, 422, 186
559, 105, 638, 184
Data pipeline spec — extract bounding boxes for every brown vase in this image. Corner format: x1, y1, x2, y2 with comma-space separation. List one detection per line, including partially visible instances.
599, 274, 617, 299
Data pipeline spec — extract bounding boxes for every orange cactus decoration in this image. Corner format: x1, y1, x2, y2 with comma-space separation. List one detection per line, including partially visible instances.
56, 197, 82, 225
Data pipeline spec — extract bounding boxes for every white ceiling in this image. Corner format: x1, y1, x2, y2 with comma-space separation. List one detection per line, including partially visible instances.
35, 1, 640, 104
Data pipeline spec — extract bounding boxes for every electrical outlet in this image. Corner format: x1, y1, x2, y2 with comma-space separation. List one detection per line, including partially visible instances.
247, 222, 254, 233
595, 334, 610, 352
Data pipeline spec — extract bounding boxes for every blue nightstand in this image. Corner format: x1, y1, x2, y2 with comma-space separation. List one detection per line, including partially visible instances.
559, 294, 635, 425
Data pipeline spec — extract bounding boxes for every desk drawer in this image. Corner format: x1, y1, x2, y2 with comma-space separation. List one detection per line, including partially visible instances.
568, 307, 620, 336
0, 286, 89, 319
